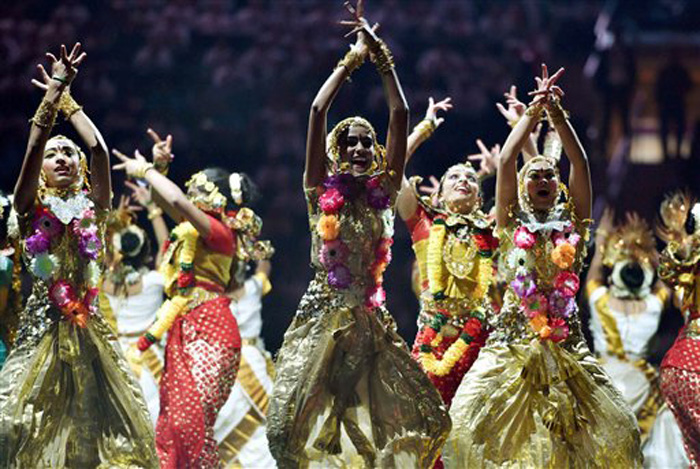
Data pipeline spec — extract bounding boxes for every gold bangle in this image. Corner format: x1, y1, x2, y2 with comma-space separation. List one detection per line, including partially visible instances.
336, 46, 364, 75
525, 104, 544, 120
30, 98, 58, 129
413, 119, 436, 138
133, 161, 154, 179
546, 99, 569, 126
508, 116, 521, 128
148, 207, 163, 220
58, 90, 82, 120
370, 39, 395, 75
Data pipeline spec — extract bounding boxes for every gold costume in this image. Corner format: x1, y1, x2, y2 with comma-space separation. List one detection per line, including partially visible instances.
268, 168, 450, 468
443, 200, 642, 468
0, 191, 157, 468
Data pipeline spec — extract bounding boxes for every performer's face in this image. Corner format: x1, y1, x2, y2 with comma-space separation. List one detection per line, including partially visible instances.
440, 165, 480, 214
341, 125, 375, 175
525, 161, 559, 211
43, 139, 80, 188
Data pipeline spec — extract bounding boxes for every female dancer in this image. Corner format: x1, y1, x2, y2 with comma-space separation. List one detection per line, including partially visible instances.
113, 130, 250, 467
267, 4, 449, 467
101, 190, 167, 424
398, 98, 496, 408
0, 44, 157, 467
656, 191, 700, 466
444, 65, 641, 467
0, 191, 20, 369
586, 209, 688, 467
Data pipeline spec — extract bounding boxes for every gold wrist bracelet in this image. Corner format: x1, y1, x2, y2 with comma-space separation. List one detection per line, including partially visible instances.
58, 91, 83, 120
148, 207, 163, 220
30, 98, 58, 129
336, 47, 364, 75
413, 119, 436, 138
525, 104, 544, 120
370, 39, 395, 75
546, 99, 569, 126
133, 162, 154, 179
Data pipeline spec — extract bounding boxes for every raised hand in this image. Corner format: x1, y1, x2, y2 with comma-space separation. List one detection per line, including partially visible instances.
112, 148, 152, 179
147, 128, 174, 172
467, 139, 501, 178
125, 180, 154, 208
340, 0, 380, 45
418, 175, 440, 196
528, 64, 564, 107
425, 97, 452, 128
117, 194, 143, 215
496, 85, 526, 124
32, 43, 86, 90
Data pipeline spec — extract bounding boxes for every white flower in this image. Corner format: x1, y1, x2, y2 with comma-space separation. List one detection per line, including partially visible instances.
382, 211, 395, 238
506, 247, 535, 277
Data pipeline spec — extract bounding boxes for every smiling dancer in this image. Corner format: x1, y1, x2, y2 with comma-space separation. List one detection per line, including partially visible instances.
0, 44, 157, 467
267, 3, 449, 467
443, 65, 641, 467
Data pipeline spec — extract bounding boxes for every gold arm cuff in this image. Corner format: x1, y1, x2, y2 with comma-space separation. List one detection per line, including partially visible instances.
58, 90, 83, 120
370, 38, 395, 74
412, 119, 436, 138
525, 104, 544, 120
147, 207, 163, 220
30, 98, 58, 129
546, 99, 569, 126
133, 162, 154, 179
336, 47, 364, 76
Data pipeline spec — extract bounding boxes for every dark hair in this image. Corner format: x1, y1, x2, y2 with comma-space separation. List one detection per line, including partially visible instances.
119, 230, 152, 270
0, 190, 10, 245
201, 167, 260, 211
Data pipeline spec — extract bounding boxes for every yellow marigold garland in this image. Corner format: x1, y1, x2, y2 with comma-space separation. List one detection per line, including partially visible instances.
427, 219, 447, 298
420, 337, 471, 377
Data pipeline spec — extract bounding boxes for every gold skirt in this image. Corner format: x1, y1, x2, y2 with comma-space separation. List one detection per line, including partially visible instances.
0, 314, 158, 468
443, 339, 642, 468
267, 299, 450, 468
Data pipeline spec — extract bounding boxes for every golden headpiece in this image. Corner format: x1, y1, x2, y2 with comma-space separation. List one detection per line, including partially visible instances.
185, 171, 227, 214
603, 213, 657, 268
39, 135, 90, 196
326, 116, 386, 174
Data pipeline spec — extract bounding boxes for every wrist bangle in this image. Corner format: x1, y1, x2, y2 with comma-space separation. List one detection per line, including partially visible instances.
525, 104, 544, 120
58, 90, 83, 120
336, 46, 364, 77
29, 98, 58, 129
133, 162, 154, 179
508, 116, 521, 128
148, 207, 163, 220
154, 158, 171, 175
369, 38, 395, 75
52, 75, 68, 85
412, 119, 436, 138
546, 99, 569, 126
144, 332, 157, 343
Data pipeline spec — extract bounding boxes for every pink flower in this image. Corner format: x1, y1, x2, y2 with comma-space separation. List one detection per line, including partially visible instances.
511, 274, 537, 299
548, 290, 576, 318
328, 264, 352, 289
514, 226, 536, 249
554, 271, 580, 297
375, 238, 393, 264
32, 207, 63, 238
552, 224, 581, 247
319, 188, 345, 214
48, 280, 76, 310
319, 239, 350, 269
365, 285, 386, 308
78, 232, 102, 260
549, 317, 570, 342
522, 293, 548, 318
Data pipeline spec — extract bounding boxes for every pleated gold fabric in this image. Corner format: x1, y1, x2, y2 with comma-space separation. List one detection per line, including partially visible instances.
0, 291, 158, 468
268, 275, 450, 469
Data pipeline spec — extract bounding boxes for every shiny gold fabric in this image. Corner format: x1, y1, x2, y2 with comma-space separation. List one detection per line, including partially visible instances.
0, 293, 158, 467
444, 340, 642, 468
268, 274, 450, 469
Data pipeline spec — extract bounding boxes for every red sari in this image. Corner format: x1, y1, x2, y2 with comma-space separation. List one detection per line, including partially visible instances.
156, 216, 242, 468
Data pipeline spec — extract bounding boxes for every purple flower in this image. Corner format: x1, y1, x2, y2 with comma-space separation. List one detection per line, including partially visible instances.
324, 173, 357, 198
511, 274, 537, 299
78, 232, 102, 260
328, 264, 352, 289
32, 212, 63, 238
25, 231, 51, 255
367, 186, 391, 210
319, 239, 350, 270
548, 290, 576, 318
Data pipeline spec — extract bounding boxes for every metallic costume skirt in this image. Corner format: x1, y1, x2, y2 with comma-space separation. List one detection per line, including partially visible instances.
156, 296, 241, 469
0, 315, 158, 468
268, 298, 450, 468
443, 340, 642, 468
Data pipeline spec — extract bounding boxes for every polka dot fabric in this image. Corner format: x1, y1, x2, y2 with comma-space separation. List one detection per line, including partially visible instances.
661, 366, 700, 466
156, 296, 241, 468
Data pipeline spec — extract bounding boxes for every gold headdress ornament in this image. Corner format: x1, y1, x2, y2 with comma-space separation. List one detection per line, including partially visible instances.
517, 155, 562, 215
326, 116, 386, 174
185, 171, 227, 214
39, 135, 91, 197
656, 190, 696, 244
543, 130, 563, 162
603, 213, 657, 267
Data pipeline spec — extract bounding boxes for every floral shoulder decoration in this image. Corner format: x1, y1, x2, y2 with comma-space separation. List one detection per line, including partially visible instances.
315, 172, 393, 308
25, 191, 102, 328
507, 218, 583, 342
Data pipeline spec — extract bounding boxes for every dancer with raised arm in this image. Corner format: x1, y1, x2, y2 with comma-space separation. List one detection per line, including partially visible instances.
443, 65, 641, 467
0, 43, 157, 467
267, 2, 449, 467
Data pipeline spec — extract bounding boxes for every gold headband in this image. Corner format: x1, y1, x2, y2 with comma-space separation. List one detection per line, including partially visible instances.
39, 135, 90, 196
185, 171, 227, 213
326, 116, 386, 174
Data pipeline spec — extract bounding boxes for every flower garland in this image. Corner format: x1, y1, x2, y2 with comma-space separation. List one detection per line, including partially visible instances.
316, 173, 392, 307
510, 222, 581, 342
24, 195, 102, 328
417, 310, 484, 376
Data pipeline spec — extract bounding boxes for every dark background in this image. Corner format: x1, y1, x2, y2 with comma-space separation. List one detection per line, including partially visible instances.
1, 0, 699, 355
